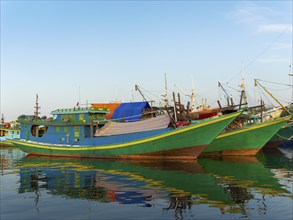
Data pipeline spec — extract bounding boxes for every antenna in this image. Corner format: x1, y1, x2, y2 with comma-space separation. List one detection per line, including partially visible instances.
78, 86, 80, 104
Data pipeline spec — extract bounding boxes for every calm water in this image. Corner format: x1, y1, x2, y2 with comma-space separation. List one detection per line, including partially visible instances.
1, 147, 292, 220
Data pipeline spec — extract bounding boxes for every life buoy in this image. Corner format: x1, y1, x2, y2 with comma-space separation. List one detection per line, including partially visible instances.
4, 122, 11, 128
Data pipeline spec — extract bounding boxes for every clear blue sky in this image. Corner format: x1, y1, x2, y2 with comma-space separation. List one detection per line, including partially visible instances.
1, 1, 292, 121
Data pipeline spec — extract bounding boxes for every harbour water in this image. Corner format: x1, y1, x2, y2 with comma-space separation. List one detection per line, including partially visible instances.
1, 146, 292, 220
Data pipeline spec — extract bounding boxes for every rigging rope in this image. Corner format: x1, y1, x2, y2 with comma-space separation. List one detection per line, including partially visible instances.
226, 25, 291, 84
256, 79, 293, 87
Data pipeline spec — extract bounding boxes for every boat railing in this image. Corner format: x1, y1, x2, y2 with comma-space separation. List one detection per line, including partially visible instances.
51, 107, 109, 114
17, 116, 107, 126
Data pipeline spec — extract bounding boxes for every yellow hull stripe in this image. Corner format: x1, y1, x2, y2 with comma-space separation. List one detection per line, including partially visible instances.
216, 116, 290, 139
10, 112, 240, 151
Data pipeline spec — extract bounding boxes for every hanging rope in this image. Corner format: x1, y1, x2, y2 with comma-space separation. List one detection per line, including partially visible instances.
226, 25, 291, 84
256, 79, 293, 88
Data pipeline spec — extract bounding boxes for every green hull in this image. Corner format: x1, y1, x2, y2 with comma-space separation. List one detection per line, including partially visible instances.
203, 116, 291, 156
10, 112, 240, 159
264, 121, 293, 148
0, 141, 15, 147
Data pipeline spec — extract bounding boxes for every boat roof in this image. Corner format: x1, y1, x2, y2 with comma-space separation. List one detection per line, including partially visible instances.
91, 103, 121, 120
111, 101, 151, 122
51, 107, 109, 115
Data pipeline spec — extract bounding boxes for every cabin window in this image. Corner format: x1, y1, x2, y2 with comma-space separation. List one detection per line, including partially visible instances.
0, 130, 6, 137
62, 114, 75, 122
74, 126, 80, 137
92, 114, 98, 120
63, 127, 68, 133
31, 125, 48, 137
79, 114, 85, 121
56, 127, 61, 132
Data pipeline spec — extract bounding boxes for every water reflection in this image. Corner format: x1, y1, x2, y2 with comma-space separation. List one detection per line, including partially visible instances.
199, 155, 292, 216
1, 147, 292, 219
16, 157, 230, 207
0, 146, 27, 174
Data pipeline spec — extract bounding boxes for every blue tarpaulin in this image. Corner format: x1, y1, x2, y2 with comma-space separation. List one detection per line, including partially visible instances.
111, 102, 151, 122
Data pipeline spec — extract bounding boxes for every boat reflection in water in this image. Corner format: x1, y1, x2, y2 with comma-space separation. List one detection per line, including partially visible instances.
199, 155, 292, 216
10, 149, 291, 219
17, 156, 230, 207
0, 147, 27, 172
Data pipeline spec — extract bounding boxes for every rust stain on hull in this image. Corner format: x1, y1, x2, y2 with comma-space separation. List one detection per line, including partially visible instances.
26, 145, 208, 160
201, 148, 261, 157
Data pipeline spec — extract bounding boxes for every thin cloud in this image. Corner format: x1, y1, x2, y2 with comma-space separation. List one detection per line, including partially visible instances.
257, 56, 290, 63
272, 42, 292, 50
257, 24, 292, 33
225, 2, 273, 25
225, 2, 292, 34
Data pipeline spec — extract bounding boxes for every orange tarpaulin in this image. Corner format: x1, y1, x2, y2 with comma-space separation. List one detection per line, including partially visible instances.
91, 103, 121, 120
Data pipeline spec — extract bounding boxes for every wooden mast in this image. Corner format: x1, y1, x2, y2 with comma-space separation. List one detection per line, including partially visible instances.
164, 73, 169, 107
34, 94, 41, 119
1, 114, 4, 127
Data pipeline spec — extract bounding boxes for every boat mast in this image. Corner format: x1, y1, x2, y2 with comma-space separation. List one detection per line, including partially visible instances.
1, 114, 4, 127
174, 82, 196, 112
34, 94, 41, 119
254, 79, 291, 114
239, 65, 248, 110
164, 73, 169, 107
190, 76, 196, 112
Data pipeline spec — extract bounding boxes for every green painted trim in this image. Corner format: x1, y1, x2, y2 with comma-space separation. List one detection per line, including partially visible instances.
217, 116, 291, 139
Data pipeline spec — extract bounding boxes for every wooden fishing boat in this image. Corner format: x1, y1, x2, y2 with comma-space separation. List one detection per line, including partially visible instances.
9, 104, 241, 160
189, 108, 220, 120
263, 121, 293, 148
201, 115, 291, 156
0, 115, 20, 147
253, 80, 293, 148
198, 78, 292, 156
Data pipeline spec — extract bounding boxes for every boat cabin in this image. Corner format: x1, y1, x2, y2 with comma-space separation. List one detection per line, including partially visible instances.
17, 107, 109, 145
0, 122, 20, 142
